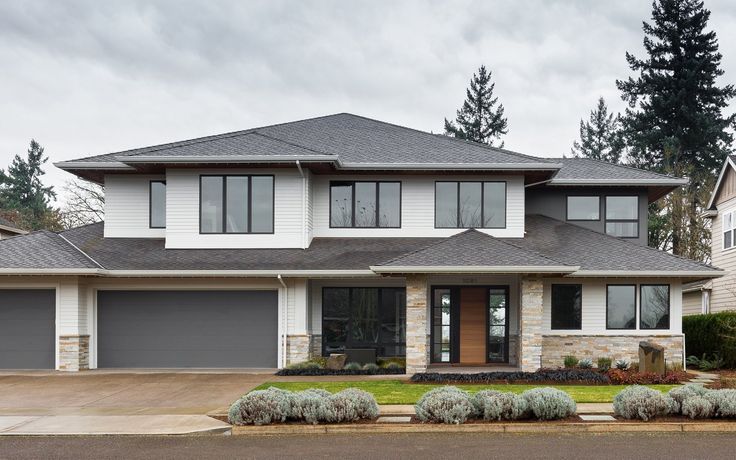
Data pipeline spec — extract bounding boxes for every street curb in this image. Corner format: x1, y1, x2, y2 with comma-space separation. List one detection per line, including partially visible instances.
231, 421, 736, 436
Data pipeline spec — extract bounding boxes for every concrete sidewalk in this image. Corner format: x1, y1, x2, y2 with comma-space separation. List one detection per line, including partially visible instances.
0, 415, 231, 436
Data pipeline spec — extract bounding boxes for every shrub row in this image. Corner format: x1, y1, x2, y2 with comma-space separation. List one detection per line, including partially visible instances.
415, 386, 576, 424
613, 384, 736, 421
410, 369, 610, 384
683, 312, 736, 369
228, 387, 379, 425
275, 366, 405, 376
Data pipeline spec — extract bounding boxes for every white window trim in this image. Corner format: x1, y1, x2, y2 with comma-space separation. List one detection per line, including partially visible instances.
723, 209, 736, 251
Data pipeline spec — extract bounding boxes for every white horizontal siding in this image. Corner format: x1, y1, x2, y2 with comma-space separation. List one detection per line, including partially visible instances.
312, 174, 525, 238
104, 175, 166, 238
710, 196, 736, 312
165, 168, 304, 249
542, 278, 682, 335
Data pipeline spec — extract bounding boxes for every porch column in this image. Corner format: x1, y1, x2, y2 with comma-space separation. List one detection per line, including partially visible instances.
57, 277, 90, 371
405, 274, 429, 374
520, 277, 543, 372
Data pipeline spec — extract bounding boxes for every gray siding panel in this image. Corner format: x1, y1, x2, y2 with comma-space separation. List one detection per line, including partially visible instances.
97, 290, 278, 368
0, 289, 55, 369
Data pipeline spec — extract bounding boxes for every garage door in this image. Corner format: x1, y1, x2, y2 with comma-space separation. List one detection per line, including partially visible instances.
97, 290, 278, 368
0, 289, 55, 369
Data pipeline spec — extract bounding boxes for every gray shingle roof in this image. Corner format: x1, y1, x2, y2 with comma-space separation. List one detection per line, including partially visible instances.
551, 158, 684, 183
63, 113, 556, 167
0, 216, 23, 231
0, 230, 98, 269
376, 229, 570, 269
513, 215, 718, 273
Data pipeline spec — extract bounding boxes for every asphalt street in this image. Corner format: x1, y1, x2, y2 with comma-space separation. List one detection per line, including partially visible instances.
0, 432, 734, 460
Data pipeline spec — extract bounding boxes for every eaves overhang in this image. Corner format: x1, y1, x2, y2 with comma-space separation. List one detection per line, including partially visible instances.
369, 265, 579, 274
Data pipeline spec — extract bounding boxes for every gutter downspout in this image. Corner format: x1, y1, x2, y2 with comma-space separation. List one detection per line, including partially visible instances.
296, 160, 308, 249
278, 274, 288, 368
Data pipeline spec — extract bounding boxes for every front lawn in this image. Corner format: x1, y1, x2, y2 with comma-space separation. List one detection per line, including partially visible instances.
254, 380, 679, 404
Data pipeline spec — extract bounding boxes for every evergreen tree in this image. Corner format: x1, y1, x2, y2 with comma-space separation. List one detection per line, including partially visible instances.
616, 0, 734, 258
617, 0, 735, 174
444, 65, 508, 147
570, 97, 625, 163
0, 140, 60, 230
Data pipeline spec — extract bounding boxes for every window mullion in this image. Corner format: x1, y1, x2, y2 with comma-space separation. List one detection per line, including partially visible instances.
222, 176, 228, 234
480, 181, 485, 228
375, 182, 380, 228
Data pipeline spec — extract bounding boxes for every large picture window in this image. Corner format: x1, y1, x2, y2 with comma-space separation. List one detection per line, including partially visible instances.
606, 285, 636, 329
605, 196, 638, 237
567, 196, 599, 221
329, 181, 401, 228
149, 180, 166, 229
199, 175, 274, 234
640, 285, 670, 329
322, 287, 406, 357
435, 181, 506, 228
723, 210, 735, 250
551, 284, 582, 330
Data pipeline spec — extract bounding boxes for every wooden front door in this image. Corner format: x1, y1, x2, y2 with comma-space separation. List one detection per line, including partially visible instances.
459, 287, 487, 364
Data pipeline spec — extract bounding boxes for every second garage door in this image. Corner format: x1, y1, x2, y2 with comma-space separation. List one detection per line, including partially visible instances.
0, 289, 55, 369
97, 290, 278, 368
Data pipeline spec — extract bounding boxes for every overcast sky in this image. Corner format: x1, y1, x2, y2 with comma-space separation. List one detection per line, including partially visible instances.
2, 0, 736, 203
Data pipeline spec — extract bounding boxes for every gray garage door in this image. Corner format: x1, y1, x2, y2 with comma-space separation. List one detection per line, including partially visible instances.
97, 290, 278, 368
0, 289, 55, 369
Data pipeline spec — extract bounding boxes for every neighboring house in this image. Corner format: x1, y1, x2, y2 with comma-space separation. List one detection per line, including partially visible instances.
699, 155, 736, 314
682, 280, 711, 315
0, 216, 27, 240
0, 113, 722, 372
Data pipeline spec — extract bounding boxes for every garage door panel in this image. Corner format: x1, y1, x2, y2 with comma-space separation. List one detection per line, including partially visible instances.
0, 289, 55, 369
97, 290, 278, 368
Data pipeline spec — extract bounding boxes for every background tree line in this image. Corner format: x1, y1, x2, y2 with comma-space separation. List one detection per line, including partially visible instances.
444, 0, 733, 263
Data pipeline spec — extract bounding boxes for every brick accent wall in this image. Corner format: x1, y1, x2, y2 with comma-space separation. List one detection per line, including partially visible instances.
405, 274, 429, 374
286, 334, 311, 366
541, 335, 684, 368
59, 335, 89, 371
520, 277, 543, 372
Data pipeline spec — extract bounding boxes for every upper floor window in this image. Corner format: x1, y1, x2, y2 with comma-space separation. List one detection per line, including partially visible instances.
551, 284, 582, 330
566, 196, 599, 221
723, 210, 735, 250
329, 181, 401, 228
149, 181, 166, 229
605, 196, 638, 238
200, 175, 274, 234
435, 181, 506, 229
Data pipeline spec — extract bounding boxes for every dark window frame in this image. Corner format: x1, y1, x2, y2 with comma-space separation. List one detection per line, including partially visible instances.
606, 284, 637, 330
566, 195, 601, 222
550, 283, 583, 330
604, 195, 639, 239
328, 181, 402, 229
434, 181, 507, 229
198, 174, 275, 234
149, 180, 167, 229
320, 286, 406, 357
639, 284, 671, 330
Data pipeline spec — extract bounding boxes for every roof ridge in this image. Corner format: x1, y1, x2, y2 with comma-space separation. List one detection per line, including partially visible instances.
556, 157, 685, 181
375, 230, 477, 265
528, 214, 718, 270
55, 232, 105, 269
249, 131, 336, 157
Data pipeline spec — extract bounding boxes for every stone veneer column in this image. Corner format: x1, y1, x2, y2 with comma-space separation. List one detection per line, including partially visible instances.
520, 277, 543, 372
405, 274, 429, 374
59, 335, 90, 371
286, 334, 311, 366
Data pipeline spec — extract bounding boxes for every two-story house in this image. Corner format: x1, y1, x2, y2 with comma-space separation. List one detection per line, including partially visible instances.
0, 113, 721, 372
690, 156, 736, 315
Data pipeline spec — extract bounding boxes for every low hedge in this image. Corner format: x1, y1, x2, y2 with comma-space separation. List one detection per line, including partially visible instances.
276, 367, 405, 376
683, 312, 736, 368
410, 369, 610, 384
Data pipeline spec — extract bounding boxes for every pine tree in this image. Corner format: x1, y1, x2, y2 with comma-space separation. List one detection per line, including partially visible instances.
444, 65, 508, 147
0, 140, 60, 230
570, 97, 625, 163
616, 0, 734, 258
617, 0, 735, 174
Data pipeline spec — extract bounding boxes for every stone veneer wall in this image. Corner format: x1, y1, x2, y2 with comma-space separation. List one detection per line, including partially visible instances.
286, 334, 311, 366
309, 334, 322, 359
59, 335, 89, 371
541, 335, 684, 368
405, 274, 429, 374
520, 277, 543, 372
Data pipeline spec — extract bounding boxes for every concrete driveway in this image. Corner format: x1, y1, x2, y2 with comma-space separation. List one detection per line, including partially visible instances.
0, 371, 271, 416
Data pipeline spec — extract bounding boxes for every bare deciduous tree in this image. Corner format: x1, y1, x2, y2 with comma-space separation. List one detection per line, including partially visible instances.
60, 179, 104, 229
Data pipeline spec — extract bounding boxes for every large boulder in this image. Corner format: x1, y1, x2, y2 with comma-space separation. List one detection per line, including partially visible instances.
325, 353, 347, 370
639, 341, 666, 375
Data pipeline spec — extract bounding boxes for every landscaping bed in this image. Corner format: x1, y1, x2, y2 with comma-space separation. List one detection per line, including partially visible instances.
411, 368, 690, 385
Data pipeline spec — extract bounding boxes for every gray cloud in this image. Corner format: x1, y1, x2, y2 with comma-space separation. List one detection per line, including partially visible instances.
0, 0, 734, 202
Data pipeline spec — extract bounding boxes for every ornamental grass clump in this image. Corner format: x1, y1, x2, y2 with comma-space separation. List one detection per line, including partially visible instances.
472, 390, 529, 421
521, 387, 576, 420
415, 386, 475, 424
228, 387, 294, 425
613, 386, 673, 421
681, 396, 715, 419
344, 362, 362, 371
